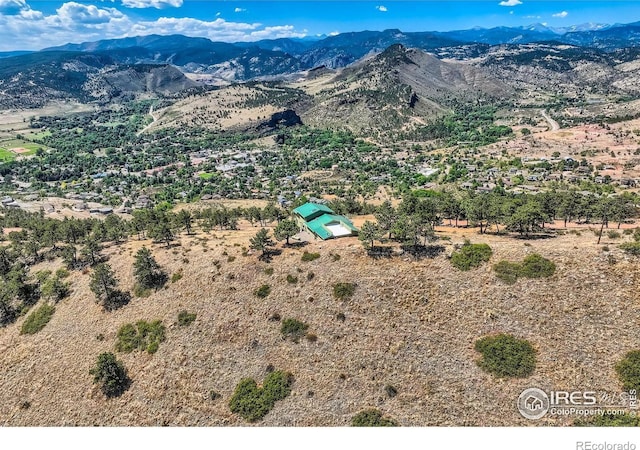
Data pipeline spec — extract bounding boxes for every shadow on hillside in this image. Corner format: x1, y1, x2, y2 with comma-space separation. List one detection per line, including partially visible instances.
512, 233, 557, 240
285, 241, 309, 249
367, 247, 394, 259
259, 248, 283, 262
401, 244, 446, 259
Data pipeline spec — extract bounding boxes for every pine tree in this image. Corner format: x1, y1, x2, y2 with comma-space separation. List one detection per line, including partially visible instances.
133, 247, 166, 290
274, 219, 298, 245
89, 263, 117, 302
250, 228, 274, 257
359, 220, 380, 249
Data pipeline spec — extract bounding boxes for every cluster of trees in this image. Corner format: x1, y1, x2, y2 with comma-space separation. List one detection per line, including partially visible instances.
359, 190, 638, 249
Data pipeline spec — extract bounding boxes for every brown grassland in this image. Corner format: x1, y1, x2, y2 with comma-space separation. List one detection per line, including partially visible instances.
0, 217, 637, 426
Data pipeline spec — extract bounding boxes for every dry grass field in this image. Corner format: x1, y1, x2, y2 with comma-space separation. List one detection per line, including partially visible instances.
0, 218, 638, 426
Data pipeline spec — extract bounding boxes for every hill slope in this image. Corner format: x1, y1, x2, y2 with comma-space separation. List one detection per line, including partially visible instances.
0, 52, 200, 108
0, 222, 636, 426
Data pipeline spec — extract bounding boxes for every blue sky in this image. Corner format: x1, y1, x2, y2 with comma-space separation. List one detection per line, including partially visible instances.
1, 1, 640, 50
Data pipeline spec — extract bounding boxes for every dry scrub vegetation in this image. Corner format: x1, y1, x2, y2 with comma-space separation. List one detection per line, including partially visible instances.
0, 221, 639, 426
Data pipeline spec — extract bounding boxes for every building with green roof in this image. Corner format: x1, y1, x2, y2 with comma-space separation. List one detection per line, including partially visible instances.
293, 202, 358, 240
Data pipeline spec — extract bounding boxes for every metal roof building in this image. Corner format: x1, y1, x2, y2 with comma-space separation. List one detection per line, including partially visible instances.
293, 202, 358, 240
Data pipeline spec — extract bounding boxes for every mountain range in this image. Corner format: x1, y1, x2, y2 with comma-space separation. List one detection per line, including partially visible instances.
4, 21, 640, 108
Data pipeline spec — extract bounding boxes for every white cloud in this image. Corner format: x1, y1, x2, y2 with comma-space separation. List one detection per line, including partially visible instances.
234, 7, 245, 13
122, 0, 183, 8
552, 11, 568, 18
328, 31, 339, 36
375, 5, 387, 12
509, 10, 514, 15
0, 3, 306, 50
56, 2, 123, 24
524, 15, 541, 19
499, 0, 522, 6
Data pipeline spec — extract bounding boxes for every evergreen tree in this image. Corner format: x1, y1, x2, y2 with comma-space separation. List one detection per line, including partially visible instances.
274, 219, 298, 245
133, 247, 166, 290
250, 228, 274, 257
359, 220, 380, 249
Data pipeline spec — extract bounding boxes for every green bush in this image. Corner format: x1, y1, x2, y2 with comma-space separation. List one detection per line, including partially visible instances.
286, 274, 298, 284
575, 413, 640, 427
519, 254, 556, 278
255, 284, 271, 298
493, 261, 521, 285
116, 320, 166, 354
475, 334, 536, 378
177, 310, 197, 326
90, 352, 130, 398
264, 267, 274, 276
280, 318, 309, 343
620, 242, 640, 256
607, 230, 621, 239
54, 268, 69, 279
333, 282, 356, 300
20, 304, 55, 335
301, 251, 320, 262
450, 242, 492, 271
171, 270, 183, 283
229, 370, 293, 422
616, 350, 640, 392
493, 254, 555, 284
352, 409, 398, 427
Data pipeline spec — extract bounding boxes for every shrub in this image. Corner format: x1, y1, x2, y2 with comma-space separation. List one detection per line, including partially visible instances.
133, 285, 151, 298
450, 242, 492, 271
20, 304, 55, 335
286, 274, 298, 284
306, 272, 315, 281
607, 230, 621, 239
575, 413, 640, 427
229, 370, 293, 422
519, 254, 556, 278
116, 320, 166, 354
171, 270, 183, 283
475, 334, 536, 378
330, 253, 341, 261
90, 352, 130, 398
493, 254, 555, 284
384, 385, 398, 398
301, 251, 320, 262
333, 282, 356, 300
177, 310, 196, 326
55, 268, 70, 279
280, 318, 309, 343
264, 267, 274, 276
255, 284, 271, 298
616, 350, 640, 392
493, 261, 521, 285
352, 409, 398, 427
620, 242, 640, 256
209, 391, 222, 401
